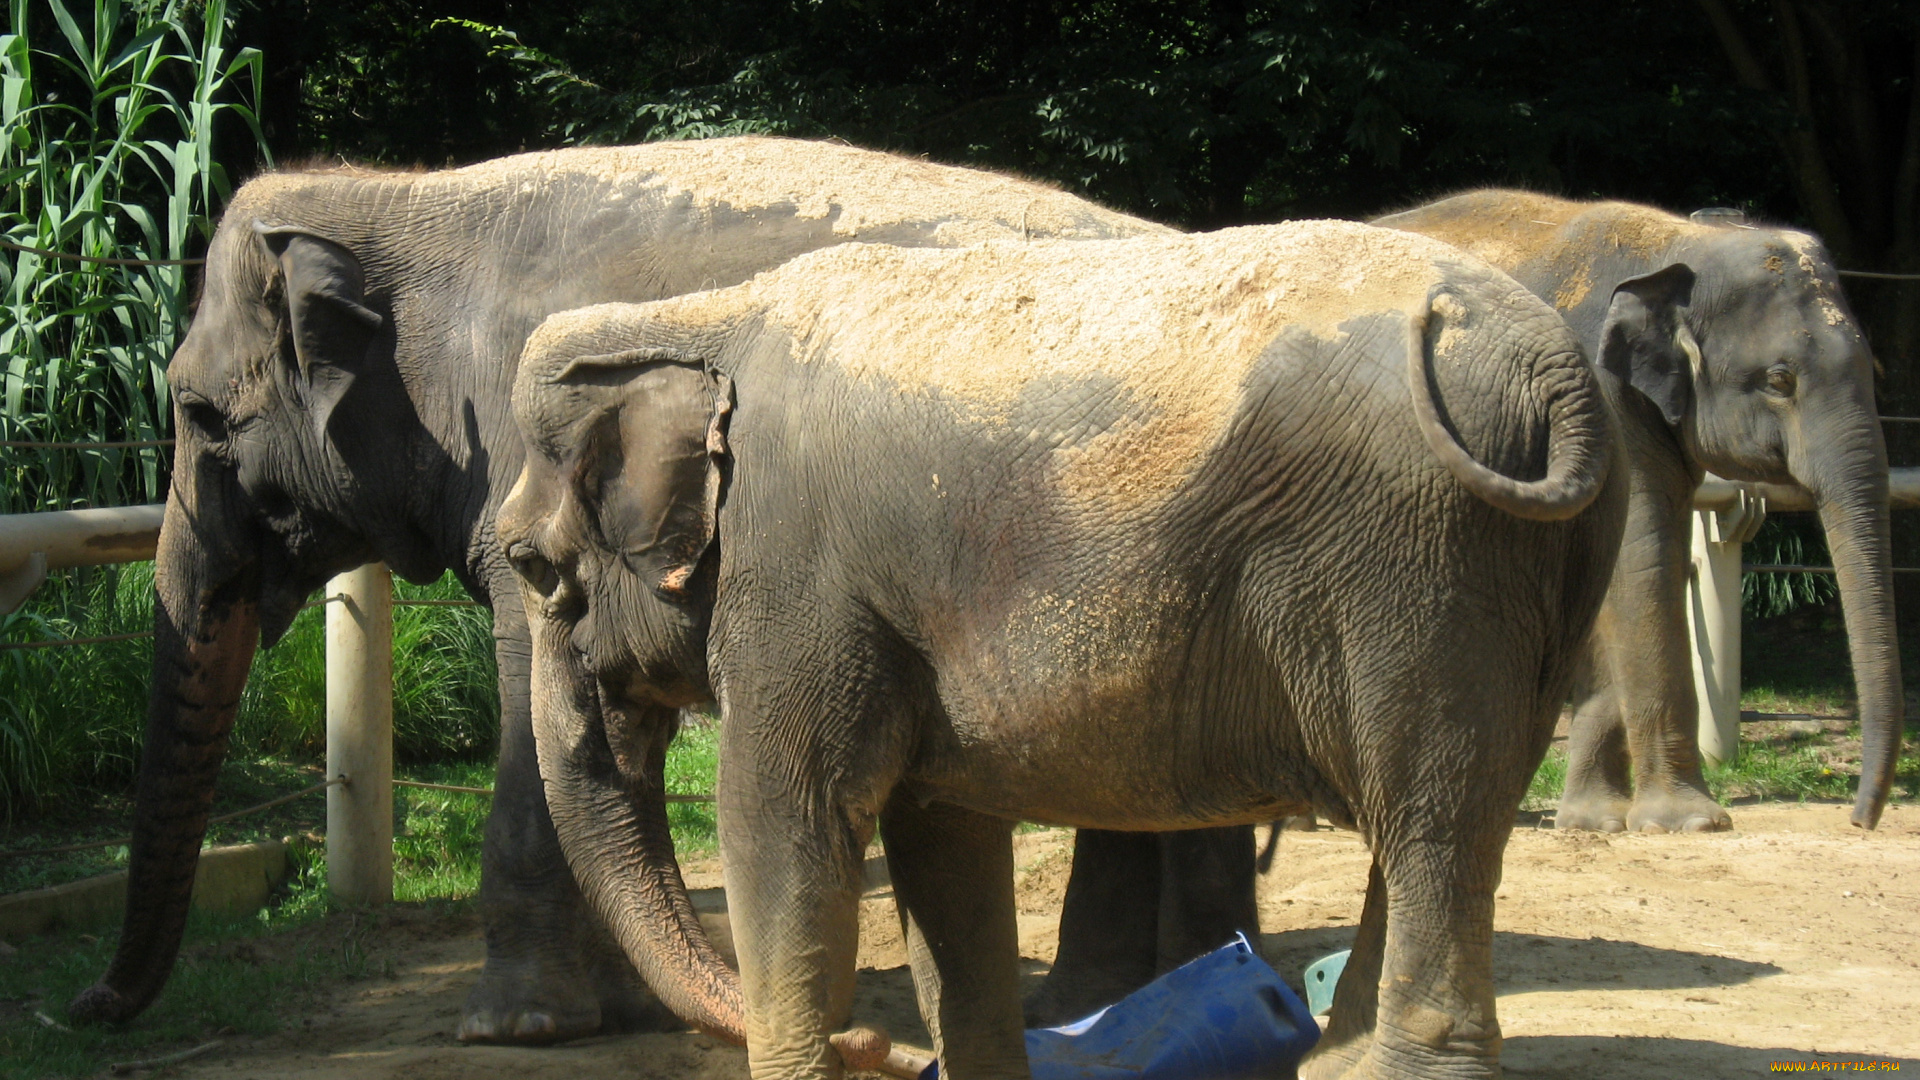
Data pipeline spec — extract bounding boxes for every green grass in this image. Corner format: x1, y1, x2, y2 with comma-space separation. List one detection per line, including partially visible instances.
1522, 746, 1567, 813
1, 567, 500, 819
3, 720, 721, 896
665, 718, 719, 856
1524, 720, 1920, 812
0, 722, 721, 1078
0, 907, 377, 1079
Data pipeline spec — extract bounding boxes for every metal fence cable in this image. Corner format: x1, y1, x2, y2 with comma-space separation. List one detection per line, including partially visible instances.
0, 631, 155, 650
0, 776, 345, 858
0, 237, 204, 267
0, 439, 174, 449
3, 599, 484, 649
392, 778, 713, 802
1837, 269, 1920, 280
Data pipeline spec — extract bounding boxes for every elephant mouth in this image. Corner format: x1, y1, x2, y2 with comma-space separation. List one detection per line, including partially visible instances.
593, 675, 684, 792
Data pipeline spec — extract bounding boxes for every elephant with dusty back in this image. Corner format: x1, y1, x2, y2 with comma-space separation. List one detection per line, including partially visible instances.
498, 221, 1670, 1078
68, 136, 1240, 1040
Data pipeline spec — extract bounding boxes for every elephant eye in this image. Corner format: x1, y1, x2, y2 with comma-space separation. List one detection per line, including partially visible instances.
508, 541, 561, 597
1765, 367, 1797, 398
177, 393, 229, 441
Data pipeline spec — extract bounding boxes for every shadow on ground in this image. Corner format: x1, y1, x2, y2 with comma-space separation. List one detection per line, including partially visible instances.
1501, 1036, 1917, 1078
1261, 929, 1781, 996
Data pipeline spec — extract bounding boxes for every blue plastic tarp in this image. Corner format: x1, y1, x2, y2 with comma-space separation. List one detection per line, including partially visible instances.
922, 933, 1319, 1079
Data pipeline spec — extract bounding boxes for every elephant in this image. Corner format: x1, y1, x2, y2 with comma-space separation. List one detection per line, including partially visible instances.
1377, 190, 1903, 834
63, 135, 1194, 1043
498, 220, 1658, 1078
1036, 189, 1913, 1025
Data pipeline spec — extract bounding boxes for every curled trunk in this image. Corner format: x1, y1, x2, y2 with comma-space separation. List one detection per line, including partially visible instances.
69, 499, 259, 1023
528, 619, 744, 1041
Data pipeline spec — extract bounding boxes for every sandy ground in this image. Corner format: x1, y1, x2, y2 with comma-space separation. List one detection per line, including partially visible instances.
169, 803, 1920, 1079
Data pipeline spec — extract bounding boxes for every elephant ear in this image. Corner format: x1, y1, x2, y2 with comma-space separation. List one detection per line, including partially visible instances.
566, 349, 733, 601
252, 222, 385, 436
1595, 262, 1697, 428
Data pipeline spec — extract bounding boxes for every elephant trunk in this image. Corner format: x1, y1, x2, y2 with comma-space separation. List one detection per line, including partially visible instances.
1811, 465, 1904, 830
69, 495, 260, 1023
528, 617, 744, 1042
1406, 310, 1613, 522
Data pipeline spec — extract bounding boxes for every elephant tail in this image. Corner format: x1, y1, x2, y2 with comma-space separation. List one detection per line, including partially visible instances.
1406, 296, 1613, 522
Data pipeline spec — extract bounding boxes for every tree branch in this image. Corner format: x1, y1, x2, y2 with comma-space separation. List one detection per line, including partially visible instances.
1893, 33, 1920, 268
1695, 1, 1857, 258
1695, 0, 1774, 89
1770, 1, 1856, 258
1802, 3, 1886, 245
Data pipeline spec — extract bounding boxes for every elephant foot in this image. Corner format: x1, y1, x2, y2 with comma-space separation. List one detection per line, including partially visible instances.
458, 953, 604, 1044
1303, 1025, 1500, 1080
1626, 787, 1731, 834
581, 928, 683, 1034
1022, 966, 1139, 1029
1551, 791, 1630, 833
1300, 1030, 1372, 1080
458, 908, 682, 1044
1304, 1047, 1500, 1080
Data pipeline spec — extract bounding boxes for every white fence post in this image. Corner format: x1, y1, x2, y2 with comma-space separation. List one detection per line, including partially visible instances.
1686, 491, 1766, 768
325, 562, 393, 905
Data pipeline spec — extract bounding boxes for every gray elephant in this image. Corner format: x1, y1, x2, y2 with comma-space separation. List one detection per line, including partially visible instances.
65, 137, 1187, 1042
1378, 190, 1903, 834
500, 221, 1654, 1078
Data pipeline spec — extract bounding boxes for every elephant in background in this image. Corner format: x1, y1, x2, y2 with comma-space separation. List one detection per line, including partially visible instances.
66, 136, 1190, 1043
1379, 190, 1903, 834
500, 221, 1656, 1078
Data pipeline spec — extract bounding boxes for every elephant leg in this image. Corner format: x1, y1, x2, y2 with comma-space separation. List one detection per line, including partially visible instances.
1311, 827, 1503, 1080
1154, 825, 1261, 972
461, 604, 665, 1044
1554, 637, 1634, 832
885, 797, 1030, 1079
1022, 829, 1160, 1027
1605, 480, 1731, 833
720, 737, 864, 1077
1303, 859, 1387, 1077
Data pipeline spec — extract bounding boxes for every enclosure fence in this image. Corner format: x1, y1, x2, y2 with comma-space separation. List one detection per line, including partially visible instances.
2, 466, 1916, 894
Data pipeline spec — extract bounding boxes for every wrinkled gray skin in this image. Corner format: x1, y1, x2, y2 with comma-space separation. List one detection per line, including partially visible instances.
1378, 190, 1903, 834
502, 224, 1661, 1078
62, 137, 1189, 1042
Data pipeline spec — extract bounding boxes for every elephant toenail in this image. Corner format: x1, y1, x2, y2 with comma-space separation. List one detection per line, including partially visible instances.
1640, 822, 1669, 834
1601, 820, 1626, 834
511, 1013, 556, 1040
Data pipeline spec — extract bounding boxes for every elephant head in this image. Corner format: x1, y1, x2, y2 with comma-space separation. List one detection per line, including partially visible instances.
1663, 227, 1901, 828
497, 309, 743, 1040
69, 214, 432, 1022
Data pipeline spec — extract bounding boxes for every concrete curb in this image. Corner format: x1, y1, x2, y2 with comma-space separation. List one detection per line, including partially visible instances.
0, 840, 293, 940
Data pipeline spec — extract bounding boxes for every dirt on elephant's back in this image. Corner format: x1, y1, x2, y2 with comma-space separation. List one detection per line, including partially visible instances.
168, 803, 1920, 1080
